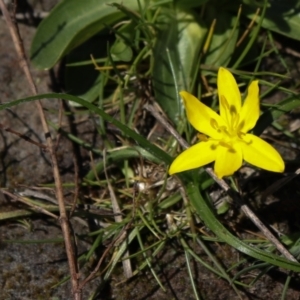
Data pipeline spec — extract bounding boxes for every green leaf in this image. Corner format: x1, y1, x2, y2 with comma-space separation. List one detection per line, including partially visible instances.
110, 39, 133, 62
153, 8, 206, 124
203, 5, 239, 67
84, 146, 161, 181
244, 1, 300, 41
187, 180, 300, 272
30, 0, 141, 69
216, 198, 230, 215
0, 93, 172, 165
109, 20, 136, 62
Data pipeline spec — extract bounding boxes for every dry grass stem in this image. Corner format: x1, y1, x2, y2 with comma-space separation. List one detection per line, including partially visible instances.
0, 1, 81, 298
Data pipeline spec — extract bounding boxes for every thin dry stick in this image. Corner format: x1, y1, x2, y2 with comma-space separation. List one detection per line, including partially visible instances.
236, 8, 260, 47
3, 190, 59, 219
144, 102, 298, 263
0, 2, 81, 299
61, 101, 83, 217
0, 123, 48, 150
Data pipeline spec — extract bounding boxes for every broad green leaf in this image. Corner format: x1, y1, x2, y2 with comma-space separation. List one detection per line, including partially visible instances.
110, 39, 133, 62
115, 19, 137, 42
110, 20, 136, 62
203, 5, 239, 67
244, 1, 300, 41
153, 8, 206, 124
30, 0, 142, 69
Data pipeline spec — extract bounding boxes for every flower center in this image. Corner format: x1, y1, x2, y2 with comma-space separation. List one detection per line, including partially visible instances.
208, 96, 250, 150
210, 116, 244, 141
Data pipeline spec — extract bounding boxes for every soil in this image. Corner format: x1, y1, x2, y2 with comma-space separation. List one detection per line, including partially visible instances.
1, 1, 300, 300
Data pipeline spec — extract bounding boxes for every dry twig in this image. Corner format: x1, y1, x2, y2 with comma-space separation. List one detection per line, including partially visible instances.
3, 189, 59, 219
0, 1, 81, 298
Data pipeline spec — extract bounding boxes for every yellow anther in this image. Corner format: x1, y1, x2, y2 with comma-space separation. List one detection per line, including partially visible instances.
219, 140, 234, 151
220, 95, 230, 110
197, 133, 208, 141
210, 118, 219, 130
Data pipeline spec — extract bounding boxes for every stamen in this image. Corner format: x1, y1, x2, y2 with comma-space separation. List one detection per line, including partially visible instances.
237, 120, 245, 132
220, 95, 231, 127
210, 144, 217, 150
237, 131, 245, 139
219, 126, 228, 135
229, 105, 237, 115
245, 138, 253, 145
220, 95, 229, 110
197, 133, 208, 141
210, 118, 219, 130
239, 134, 252, 145
219, 140, 234, 150
228, 105, 240, 131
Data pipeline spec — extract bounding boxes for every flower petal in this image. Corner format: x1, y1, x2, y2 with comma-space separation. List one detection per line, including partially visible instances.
218, 68, 242, 122
240, 134, 284, 172
239, 80, 260, 132
180, 91, 225, 139
169, 140, 217, 175
214, 143, 243, 178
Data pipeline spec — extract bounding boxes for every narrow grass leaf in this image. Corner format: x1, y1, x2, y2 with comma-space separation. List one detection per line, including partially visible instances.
0, 93, 172, 164
187, 180, 300, 272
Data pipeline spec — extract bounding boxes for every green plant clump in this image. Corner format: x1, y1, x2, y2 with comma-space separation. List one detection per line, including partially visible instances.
3, 0, 300, 298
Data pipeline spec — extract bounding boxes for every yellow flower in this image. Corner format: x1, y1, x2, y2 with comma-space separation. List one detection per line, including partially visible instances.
169, 67, 285, 179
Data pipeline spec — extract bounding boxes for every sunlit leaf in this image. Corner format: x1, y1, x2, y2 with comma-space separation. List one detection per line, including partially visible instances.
153, 8, 206, 124
110, 39, 133, 62
30, 0, 141, 69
